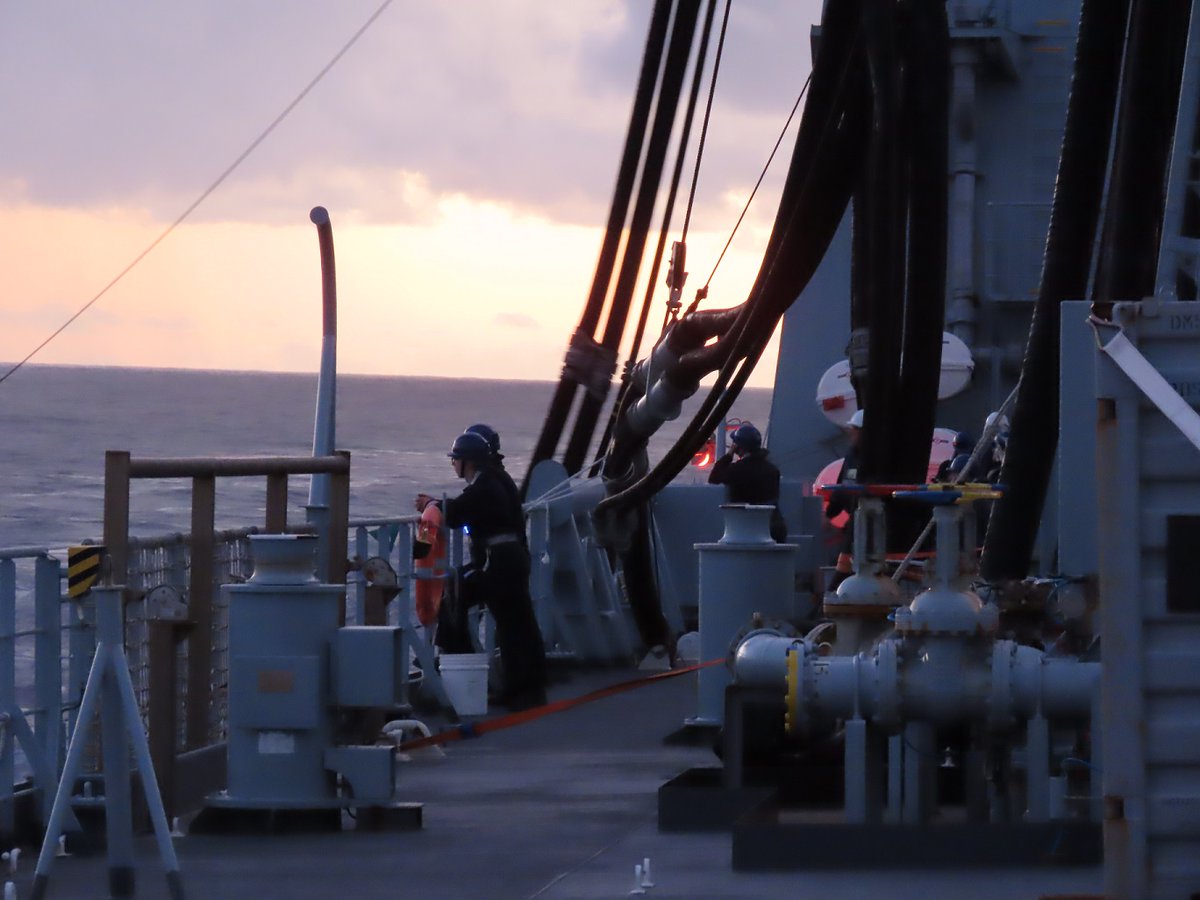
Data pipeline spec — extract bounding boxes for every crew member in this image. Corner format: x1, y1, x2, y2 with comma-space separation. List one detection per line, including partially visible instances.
935, 431, 975, 483
465, 423, 520, 512
434, 430, 547, 710
826, 408, 863, 592
708, 423, 788, 542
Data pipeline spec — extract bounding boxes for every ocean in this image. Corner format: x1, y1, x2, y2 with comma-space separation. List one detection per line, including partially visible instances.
0, 364, 774, 554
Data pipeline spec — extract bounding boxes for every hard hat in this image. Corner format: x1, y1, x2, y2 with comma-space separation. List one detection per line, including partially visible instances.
847, 409, 865, 428
465, 423, 501, 456
448, 431, 491, 463
731, 423, 762, 451
985, 411, 1009, 432
953, 431, 974, 452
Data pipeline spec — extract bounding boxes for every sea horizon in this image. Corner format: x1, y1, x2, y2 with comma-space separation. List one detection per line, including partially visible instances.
1, 364, 775, 553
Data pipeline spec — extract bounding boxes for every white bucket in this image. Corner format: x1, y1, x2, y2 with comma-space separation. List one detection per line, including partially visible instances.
438, 653, 490, 716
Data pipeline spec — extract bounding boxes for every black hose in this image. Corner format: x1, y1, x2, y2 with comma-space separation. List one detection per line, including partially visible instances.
596, 21, 871, 518
858, 0, 904, 484
524, 0, 674, 493
562, 0, 704, 476
980, 0, 1133, 580
645, 0, 868, 456
590, 0, 722, 477
1093, 0, 1192, 311
894, 0, 949, 485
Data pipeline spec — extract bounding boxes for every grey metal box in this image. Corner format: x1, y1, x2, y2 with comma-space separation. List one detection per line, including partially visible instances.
332, 626, 403, 708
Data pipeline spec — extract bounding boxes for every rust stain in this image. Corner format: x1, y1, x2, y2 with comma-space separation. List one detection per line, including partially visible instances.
257, 669, 295, 693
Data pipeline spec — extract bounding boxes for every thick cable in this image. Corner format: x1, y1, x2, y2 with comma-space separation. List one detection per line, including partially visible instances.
524, 0, 674, 489
980, 0, 1134, 580
595, 0, 868, 519
396, 659, 721, 752
591, 0, 722, 477
561, 0, 704, 476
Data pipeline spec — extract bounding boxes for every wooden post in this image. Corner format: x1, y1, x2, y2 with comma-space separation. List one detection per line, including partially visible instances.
147, 622, 178, 821
186, 475, 215, 749
265, 472, 288, 533
103, 451, 132, 585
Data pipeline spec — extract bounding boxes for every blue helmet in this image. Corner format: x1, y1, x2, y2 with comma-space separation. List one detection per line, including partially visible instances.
465, 423, 500, 456
731, 423, 762, 451
448, 431, 491, 463
953, 431, 974, 453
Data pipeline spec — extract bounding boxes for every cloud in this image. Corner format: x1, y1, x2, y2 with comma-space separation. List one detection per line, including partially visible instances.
4, 1, 822, 230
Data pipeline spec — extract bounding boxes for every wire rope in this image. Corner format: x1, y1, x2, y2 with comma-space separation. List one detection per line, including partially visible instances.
698, 72, 811, 300
679, 0, 732, 246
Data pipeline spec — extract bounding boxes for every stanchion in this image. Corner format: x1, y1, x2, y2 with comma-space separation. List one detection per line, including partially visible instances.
30, 586, 183, 900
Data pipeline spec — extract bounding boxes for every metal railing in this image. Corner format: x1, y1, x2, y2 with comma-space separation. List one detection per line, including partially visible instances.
0, 465, 482, 831
0, 550, 67, 835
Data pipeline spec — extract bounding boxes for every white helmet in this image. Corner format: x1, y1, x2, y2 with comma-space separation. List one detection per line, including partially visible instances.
984, 411, 1009, 432
848, 409, 865, 428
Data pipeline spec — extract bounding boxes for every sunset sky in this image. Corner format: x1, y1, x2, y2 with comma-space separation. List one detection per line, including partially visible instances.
3, 1, 823, 387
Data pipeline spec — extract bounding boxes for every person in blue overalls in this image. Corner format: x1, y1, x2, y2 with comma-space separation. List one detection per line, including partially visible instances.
438, 430, 547, 711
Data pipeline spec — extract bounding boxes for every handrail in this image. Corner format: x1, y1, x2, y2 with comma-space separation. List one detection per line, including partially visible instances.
126, 455, 349, 478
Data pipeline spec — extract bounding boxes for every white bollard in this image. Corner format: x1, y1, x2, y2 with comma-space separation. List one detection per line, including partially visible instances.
170, 817, 185, 838
5, 849, 18, 874
55, 836, 70, 858
4, 879, 15, 900
628, 863, 646, 895
640, 857, 654, 888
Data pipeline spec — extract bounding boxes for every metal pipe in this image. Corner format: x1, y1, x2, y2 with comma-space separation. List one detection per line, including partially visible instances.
731, 633, 802, 688
308, 205, 338, 510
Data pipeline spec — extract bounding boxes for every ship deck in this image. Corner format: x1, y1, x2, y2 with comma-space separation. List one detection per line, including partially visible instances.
21, 666, 1103, 899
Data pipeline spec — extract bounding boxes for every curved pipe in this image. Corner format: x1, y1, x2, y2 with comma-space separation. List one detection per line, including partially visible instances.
308, 206, 337, 510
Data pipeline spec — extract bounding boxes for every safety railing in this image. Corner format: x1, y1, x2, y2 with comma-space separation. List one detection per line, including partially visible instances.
0, 549, 66, 836
2, 466, 491, 830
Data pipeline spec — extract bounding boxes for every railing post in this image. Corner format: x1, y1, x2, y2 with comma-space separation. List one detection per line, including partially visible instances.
147, 620, 185, 822
354, 526, 369, 626
186, 476, 215, 749
327, 452, 351, 623
0, 559, 15, 836
104, 451, 132, 584
34, 556, 63, 789
65, 591, 96, 747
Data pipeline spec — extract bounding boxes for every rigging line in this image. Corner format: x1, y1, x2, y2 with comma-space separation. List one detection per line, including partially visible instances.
680, 0, 732, 245
699, 70, 812, 294
0, 0, 395, 389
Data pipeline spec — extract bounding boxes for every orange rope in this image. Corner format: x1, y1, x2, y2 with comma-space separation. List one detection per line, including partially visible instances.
397, 659, 721, 752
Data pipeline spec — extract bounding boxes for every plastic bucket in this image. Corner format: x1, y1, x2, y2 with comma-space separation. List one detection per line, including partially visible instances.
438, 653, 490, 716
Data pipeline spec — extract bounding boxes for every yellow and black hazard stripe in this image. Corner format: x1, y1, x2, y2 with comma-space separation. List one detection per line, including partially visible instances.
67, 546, 105, 598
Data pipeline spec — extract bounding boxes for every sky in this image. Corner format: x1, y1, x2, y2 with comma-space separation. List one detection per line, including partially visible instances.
2, 1, 825, 387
